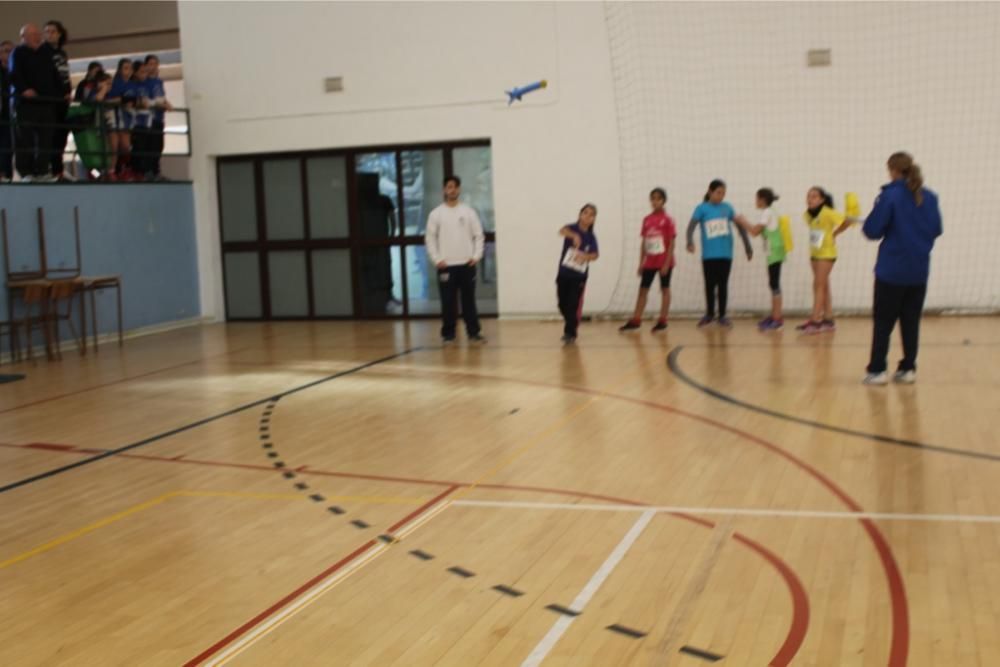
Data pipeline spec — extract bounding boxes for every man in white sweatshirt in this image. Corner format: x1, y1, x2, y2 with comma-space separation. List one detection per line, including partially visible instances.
425, 175, 486, 343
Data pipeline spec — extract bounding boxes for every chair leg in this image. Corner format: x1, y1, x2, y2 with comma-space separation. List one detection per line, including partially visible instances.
23, 314, 33, 362
78, 287, 88, 356
116, 284, 123, 346
68, 294, 83, 354
90, 290, 99, 353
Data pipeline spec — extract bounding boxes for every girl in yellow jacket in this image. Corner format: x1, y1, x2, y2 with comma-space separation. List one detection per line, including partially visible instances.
797, 187, 852, 334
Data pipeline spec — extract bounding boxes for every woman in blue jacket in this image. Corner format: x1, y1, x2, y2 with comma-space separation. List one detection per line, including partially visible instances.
862, 152, 942, 385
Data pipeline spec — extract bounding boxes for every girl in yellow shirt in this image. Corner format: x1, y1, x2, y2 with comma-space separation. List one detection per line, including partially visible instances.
797, 187, 853, 334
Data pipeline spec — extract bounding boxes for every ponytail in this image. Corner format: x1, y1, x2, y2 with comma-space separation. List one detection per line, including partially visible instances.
888, 151, 924, 205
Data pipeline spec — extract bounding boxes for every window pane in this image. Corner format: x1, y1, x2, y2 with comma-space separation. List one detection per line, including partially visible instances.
359, 246, 402, 316
219, 161, 257, 242
476, 241, 498, 314
405, 245, 440, 315
268, 251, 309, 317
400, 150, 444, 235
263, 159, 305, 240
224, 252, 261, 318
355, 152, 399, 240
307, 157, 349, 239
453, 146, 495, 232
312, 249, 353, 316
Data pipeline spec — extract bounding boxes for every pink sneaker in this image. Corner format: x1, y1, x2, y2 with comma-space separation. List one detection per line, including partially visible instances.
800, 321, 824, 335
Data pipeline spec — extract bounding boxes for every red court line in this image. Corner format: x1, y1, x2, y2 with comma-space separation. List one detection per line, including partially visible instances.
2, 441, 808, 665
182, 485, 458, 667
181, 539, 377, 667
0, 346, 254, 416
377, 365, 909, 667
25, 443, 76, 451
733, 532, 810, 666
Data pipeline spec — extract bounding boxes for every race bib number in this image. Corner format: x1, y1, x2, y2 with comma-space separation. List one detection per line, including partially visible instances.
561, 248, 588, 273
704, 218, 729, 239
810, 229, 826, 249
644, 236, 666, 254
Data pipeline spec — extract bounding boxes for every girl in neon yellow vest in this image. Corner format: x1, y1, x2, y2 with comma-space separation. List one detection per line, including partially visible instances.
797, 187, 852, 334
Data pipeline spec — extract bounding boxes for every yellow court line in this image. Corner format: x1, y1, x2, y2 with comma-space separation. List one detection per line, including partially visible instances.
0, 489, 423, 571
0, 493, 173, 571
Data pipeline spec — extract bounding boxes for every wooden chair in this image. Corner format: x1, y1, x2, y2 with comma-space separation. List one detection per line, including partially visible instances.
15, 280, 54, 361
0, 319, 19, 365
45, 279, 86, 360
3, 208, 49, 360
44, 207, 123, 352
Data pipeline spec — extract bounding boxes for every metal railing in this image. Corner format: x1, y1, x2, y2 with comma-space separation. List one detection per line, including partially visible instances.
1, 93, 191, 182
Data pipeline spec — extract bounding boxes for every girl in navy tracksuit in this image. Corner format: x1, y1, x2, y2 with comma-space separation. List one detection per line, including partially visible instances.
861, 152, 942, 385
556, 203, 599, 343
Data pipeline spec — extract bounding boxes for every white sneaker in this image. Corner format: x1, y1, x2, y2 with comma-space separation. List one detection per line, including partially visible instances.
863, 372, 889, 386
893, 370, 916, 384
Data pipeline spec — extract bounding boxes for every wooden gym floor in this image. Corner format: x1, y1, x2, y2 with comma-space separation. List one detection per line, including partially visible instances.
1, 317, 998, 666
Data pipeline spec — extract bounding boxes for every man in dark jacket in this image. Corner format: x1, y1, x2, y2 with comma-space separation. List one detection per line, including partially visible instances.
8, 23, 60, 181
0, 40, 14, 180
43, 20, 71, 179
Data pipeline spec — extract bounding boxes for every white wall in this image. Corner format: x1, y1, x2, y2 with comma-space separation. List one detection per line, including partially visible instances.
179, 1, 1000, 320
178, 1, 624, 320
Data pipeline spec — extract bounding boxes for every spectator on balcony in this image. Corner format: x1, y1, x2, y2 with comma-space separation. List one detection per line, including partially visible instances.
106, 58, 135, 180
9, 23, 61, 181
143, 54, 172, 181
1, 40, 13, 181
43, 20, 71, 180
129, 60, 153, 179
74, 61, 103, 102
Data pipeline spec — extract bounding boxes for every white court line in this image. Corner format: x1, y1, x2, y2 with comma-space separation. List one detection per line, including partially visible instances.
203, 499, 454, 667
521, 509, 656, 667
452, 499, 1000, 524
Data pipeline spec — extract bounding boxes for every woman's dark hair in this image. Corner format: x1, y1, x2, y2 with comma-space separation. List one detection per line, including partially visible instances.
45, 20, 67, 48
810, 186, 835, 209
96, 72, 112, 84
756, 188, 779, 206
131, 60, 145, 80
650, 187, 667, 202
114, 58, 131, 80
703, 179, 726, 202
144, 54, 160, 65
887, 151, 924, 205
443, 175, 461, 187
578, 202, 597, 228
86, 61, 103, 79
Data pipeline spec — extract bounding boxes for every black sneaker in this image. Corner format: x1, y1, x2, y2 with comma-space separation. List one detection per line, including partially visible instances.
618, 320, 641, 332
561, 335, 577, 345
651, 320, 668, 332
469, 334, 487, 344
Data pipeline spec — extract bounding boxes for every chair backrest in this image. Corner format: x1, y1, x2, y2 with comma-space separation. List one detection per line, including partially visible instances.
44, 207, 83, 280
2, 208, 48, 282
48, 280, 77, 301
22, 282, 50, 305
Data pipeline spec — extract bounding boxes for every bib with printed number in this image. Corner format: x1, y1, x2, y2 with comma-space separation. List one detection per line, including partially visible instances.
704, 218, 730, 239
561, 248, 588, 273
810, 228, 826, 250
644, 236, 666, 254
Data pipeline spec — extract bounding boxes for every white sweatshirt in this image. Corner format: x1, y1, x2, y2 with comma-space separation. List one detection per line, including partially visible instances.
425, 202, 485, 267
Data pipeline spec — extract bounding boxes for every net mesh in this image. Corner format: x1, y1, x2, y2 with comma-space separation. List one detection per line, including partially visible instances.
602, 1, 1000, 317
